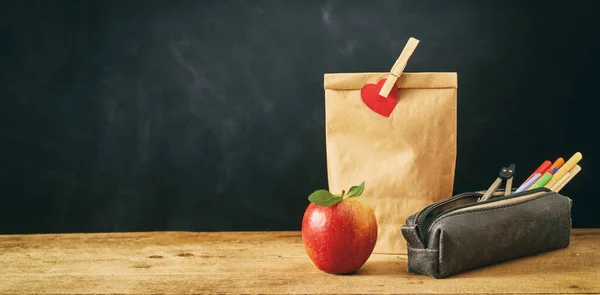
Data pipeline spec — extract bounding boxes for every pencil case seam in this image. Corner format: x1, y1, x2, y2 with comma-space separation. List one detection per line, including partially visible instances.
407, 246, 438, 252
427, 192, 556, 234
560, 197, 572, 245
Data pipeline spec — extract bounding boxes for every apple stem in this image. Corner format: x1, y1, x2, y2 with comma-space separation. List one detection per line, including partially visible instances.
341, 190, 345, 197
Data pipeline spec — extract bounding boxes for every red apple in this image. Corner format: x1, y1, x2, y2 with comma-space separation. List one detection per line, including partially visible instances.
301, 181, 378, 274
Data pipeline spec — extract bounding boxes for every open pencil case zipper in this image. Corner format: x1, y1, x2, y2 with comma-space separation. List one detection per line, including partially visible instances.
401, 187, 573, 279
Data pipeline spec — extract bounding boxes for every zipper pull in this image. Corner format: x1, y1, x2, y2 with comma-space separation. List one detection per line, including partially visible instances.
478, 164, 515, 202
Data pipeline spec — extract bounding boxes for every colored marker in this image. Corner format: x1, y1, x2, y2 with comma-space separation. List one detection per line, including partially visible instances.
552, 165, 582, 192
528, 172, 553, 190
520, 160, 551, 187
515, 173, 541, 193
550, 157, 565, 171
545, 152, 583, 188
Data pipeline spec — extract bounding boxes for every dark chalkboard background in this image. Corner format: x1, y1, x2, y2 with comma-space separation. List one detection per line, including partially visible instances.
1, 0, 599, 234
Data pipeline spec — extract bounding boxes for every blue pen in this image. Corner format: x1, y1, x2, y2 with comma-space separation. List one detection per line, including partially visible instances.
515, 173, 541, 193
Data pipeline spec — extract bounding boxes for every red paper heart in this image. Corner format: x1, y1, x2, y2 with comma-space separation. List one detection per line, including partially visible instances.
360, 78, 399, 117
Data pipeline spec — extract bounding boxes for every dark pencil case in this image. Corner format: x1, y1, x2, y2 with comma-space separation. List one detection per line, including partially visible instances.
401, 187, 572, 279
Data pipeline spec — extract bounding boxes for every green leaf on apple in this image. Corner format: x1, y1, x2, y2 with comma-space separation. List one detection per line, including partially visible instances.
308, 189, 343, 206
307, 181, 366, 206
345, 181, 365, 198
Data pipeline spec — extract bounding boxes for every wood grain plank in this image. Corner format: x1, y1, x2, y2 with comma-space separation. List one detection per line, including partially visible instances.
0, 230, 598, 294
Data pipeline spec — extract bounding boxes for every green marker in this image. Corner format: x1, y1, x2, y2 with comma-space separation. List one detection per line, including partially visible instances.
528, 172, 553, 190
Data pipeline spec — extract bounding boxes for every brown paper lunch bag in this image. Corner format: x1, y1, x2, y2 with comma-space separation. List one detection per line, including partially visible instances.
323, 72, 458, 254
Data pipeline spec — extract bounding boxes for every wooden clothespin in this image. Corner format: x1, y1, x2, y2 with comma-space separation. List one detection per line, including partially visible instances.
378, 37, 420, 97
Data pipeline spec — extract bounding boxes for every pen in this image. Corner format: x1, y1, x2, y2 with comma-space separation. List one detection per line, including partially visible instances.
515, 173, 541, 193
549, 157, 565, 171
520, 160, 551, 188
527, 172, 553, 190
545, 152, 583, 188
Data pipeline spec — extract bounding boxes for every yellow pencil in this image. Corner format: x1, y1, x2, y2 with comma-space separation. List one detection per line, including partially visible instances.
545, 152, 582, 188
551, 165, 582, 192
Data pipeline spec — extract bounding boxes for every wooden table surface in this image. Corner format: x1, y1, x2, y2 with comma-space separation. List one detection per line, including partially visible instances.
0, 229, 598, 294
